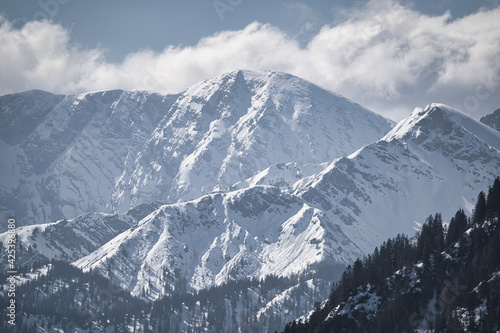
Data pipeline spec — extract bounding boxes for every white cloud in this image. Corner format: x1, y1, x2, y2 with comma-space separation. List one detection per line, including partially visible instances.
303, 1, 500, 119
1, 0, 500, 121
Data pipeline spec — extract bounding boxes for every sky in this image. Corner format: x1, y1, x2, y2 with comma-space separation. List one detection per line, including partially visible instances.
0, 0, 499, 121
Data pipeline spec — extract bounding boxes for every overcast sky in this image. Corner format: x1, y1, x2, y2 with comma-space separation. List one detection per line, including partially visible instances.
1, 0, 499, 121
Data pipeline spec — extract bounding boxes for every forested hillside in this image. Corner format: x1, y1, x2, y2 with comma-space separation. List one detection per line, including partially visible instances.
0, 257, 343, 332
284, 177, 500, 333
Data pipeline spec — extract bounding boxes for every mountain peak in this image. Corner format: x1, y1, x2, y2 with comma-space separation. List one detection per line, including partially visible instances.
383, 103, 500, 151
383, 104, 455, 141
480, 108, 500, 132
0, 70, 394, 228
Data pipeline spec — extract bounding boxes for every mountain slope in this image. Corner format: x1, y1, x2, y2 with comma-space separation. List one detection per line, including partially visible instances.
1, 99, 499, 332
294, 103, 500, 248
0, 200, 165, 272
74, 186, 360, 300
0, 260, 343, 333
0, 214, 131, 272
0, 89, 178, 230
69, 104, 500, 302
0, 70, 393, 229
480, 108, 500, 132
3, 102, 498, 300
284, 178, 500, 333
117, 70, 393, 209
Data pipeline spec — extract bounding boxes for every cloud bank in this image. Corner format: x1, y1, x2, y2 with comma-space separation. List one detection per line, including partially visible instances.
1, 0, 499, 120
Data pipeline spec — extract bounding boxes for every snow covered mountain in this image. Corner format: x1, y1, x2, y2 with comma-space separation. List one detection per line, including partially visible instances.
481, 109, 500, 132
1, 68, 499, 331
74, 186, 359, 300
2, 101, 498, 302
70, 104, 500, 300
0, 201, 163, 272
0, 70, 393, 230
294, 103, 500, 249
0, 213, 134, 270
284, 178, 500, 333
0, 89, 178, 230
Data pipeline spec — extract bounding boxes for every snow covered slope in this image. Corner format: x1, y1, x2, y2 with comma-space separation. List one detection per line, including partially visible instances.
294, 103, 500, 249
2, 68, 498, 308
75, 186, 360, 300
0, 89, 178, 230
286, 187, 500, 333
0, 70, 393, 230
230, 161, 329, 191
0, 200, 165, 272
119, 70, 393, 208
72, 104, 500, 300
0, 214, 132, 272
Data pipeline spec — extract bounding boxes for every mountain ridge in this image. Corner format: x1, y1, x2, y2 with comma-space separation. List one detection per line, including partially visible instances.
294, 103, 500, 243
3, 101, 498, 305
284, 177, 500, 333
1, 71, 499, 332
0, 70, 394, 230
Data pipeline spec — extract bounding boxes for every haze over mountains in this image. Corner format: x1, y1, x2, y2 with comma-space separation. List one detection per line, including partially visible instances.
1, 70, 499, 331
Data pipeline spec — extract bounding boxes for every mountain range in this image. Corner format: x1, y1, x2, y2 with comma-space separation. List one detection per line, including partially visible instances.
72, 102, 500, 300
0, 70, 392, 230
1, 70, 499, 332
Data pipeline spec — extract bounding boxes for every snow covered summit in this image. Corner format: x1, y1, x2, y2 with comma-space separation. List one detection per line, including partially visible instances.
294, 103, 500, 247
0, 70, 393, 229
68, 104, 500, 299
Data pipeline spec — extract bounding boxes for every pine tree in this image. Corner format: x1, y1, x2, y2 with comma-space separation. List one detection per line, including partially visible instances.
417, 215, 433, 261
432, 213, 445, 253
472, 191, 487, 225
352, 258, 364, 287
446, 209, 468, 247
486, 177, 500, 220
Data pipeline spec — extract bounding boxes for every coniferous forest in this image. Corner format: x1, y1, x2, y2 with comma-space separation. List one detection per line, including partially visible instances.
283, 177, 500, 333
0, 255, 343, 332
